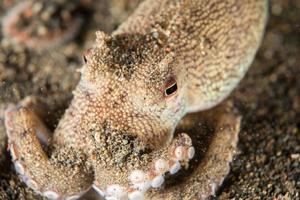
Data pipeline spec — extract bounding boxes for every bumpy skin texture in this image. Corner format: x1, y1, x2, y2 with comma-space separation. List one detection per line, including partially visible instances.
4, 0, 267, 199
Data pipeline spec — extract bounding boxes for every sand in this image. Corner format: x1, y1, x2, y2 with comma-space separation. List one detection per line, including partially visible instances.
0, 0, 299, 199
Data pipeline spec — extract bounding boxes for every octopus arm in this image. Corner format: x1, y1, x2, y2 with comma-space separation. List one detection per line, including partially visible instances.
4, 104, 93, 200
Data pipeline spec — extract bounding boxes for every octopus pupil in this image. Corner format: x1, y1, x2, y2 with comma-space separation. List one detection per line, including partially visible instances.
165, 83, 177, 96
83, 55, 87, 63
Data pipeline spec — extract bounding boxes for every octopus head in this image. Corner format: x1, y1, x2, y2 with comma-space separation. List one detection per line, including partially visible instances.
78, 31, 188, 149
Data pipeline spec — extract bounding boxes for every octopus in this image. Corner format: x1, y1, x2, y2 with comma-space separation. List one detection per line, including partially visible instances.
2, 0, 87, 51
3, 0, 268, 199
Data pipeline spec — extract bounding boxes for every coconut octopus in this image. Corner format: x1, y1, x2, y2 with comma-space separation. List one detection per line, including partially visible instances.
3, 0, 267, 199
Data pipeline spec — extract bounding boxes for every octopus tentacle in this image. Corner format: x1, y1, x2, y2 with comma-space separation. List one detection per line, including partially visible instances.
4, 105, 94, 200
2, 1, 83, 51
93, 133, 195, 200
12, 96, 52, 146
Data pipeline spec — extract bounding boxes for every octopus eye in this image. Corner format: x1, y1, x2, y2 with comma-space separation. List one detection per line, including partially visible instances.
165, 79, 178, 97
83, 48, 92, 63
83, 54, 87, 63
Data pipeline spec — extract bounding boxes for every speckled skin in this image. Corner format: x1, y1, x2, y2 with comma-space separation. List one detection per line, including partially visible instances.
4, 0, 267, 199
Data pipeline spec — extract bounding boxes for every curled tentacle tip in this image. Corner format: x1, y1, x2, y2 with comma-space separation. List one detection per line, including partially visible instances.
179, 133, 193, 145
171, 133, 195, 162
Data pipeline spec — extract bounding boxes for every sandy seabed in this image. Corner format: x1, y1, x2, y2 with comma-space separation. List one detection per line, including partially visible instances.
0, 0, 299, 199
